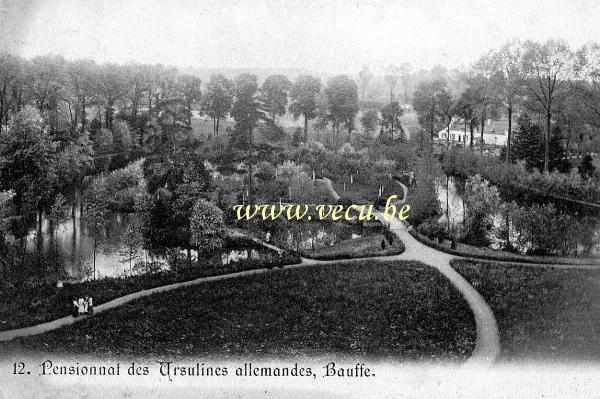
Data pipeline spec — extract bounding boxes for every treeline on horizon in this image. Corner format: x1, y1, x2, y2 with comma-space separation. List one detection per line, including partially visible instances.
1, 38, 600, 230
2, 38, 600, 153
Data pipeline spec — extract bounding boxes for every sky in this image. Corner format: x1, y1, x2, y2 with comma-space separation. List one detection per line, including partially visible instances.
2, 0, 600, 74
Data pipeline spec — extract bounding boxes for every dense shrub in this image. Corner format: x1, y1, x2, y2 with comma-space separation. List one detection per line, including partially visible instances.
507, 202, 600, 256
416, 218, 446, 241
407, 155, 441, 225
462, 175, 501, 247
85, 160, 146, 212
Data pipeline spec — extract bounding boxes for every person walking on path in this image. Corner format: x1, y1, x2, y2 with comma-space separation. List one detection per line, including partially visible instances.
77, 298, 85, 315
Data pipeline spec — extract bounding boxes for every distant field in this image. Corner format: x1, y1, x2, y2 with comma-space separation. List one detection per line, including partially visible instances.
192, 110, 422, 143
401, 111, 420, 138
191, 117, 236, 140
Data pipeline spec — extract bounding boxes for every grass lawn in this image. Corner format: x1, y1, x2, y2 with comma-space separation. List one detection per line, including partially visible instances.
401, 111, 420, 138
2, 261, 476, 361
332, 178, 401, 204
452, 259, 600, 362
301, 233, 404, 260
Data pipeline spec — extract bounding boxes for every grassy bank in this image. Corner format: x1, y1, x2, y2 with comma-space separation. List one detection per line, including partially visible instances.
409, 228, 600, 266
452, 259, 600, 362
3, 261, 476, 360
300, 232, 404, 260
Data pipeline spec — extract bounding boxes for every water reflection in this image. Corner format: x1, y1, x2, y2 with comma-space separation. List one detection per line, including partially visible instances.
13, 203, 274, 280
221, 249, 261, 265
437, 176, 600, 255
15, 208, 153, 280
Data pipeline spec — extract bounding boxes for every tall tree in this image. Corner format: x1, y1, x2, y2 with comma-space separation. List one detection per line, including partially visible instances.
575, 43, 600, 119
384, 65, 400, 103
523, 39, 574, 172
511, 113, 544, 171
399, 62, 413, 104
82, 195, 107, 280
436, 88, 455, 144
289, 75, 322, 143
455, 87, 481, 150
469, 63, 496, 154
230, 74, 263, 202
123, 63, 147, 128
176, 73, 202, 125
556, 84, 591, 157
231, 73, 262, 149
259, 74, 291, 124
573, 43, 600, 154
380, 101, 404, 141
318, 75, 359, 146
358, 65, 373, 99
201, 74, 233, 136
64, 60, 98, 136
54, 131, 94, 207
190, 198, 226, 258
478, 40, 525, 162
0, 107, 57, 224
26, 55, 65, 134
96, 63, 126, 130
360, 109, 379, 135
0, 53, 20, 132
412, 79, 446, 139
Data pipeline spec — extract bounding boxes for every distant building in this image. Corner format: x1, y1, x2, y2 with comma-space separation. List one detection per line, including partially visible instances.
436, 118, 509, 147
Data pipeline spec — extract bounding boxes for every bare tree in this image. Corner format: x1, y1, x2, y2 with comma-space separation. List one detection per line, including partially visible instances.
523, 39, 574, 172
470, 62, 496, 155
358, 65, 373, 99
384, 65, 400, 103
399, 62, 413, 104
479, 39, 526, 163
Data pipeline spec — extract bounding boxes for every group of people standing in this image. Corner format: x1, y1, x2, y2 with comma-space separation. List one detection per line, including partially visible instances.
72, 296, 94, 317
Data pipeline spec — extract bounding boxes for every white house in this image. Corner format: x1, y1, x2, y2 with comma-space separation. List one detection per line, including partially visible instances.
438, 129, 470, 144
437, 119, 508, 147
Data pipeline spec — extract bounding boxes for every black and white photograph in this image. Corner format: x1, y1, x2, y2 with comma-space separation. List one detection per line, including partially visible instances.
0, 0, 599, 398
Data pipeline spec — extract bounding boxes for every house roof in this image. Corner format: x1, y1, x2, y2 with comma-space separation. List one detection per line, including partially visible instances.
450, 118, 509, 136
486, 119, 509, 135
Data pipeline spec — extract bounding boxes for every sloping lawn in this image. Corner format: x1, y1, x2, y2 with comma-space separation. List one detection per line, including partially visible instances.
0, 247, 300, 332
3, 261, 476, 361
453, 259, 600, 362
332, 179, 401, 204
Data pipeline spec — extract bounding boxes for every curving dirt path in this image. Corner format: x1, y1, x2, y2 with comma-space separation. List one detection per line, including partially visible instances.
382, 216, 500, 366
320, 177, 499, 365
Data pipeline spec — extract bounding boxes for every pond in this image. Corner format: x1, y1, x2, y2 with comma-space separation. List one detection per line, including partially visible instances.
11, 201, 274, 281
437, 176, 600, 256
